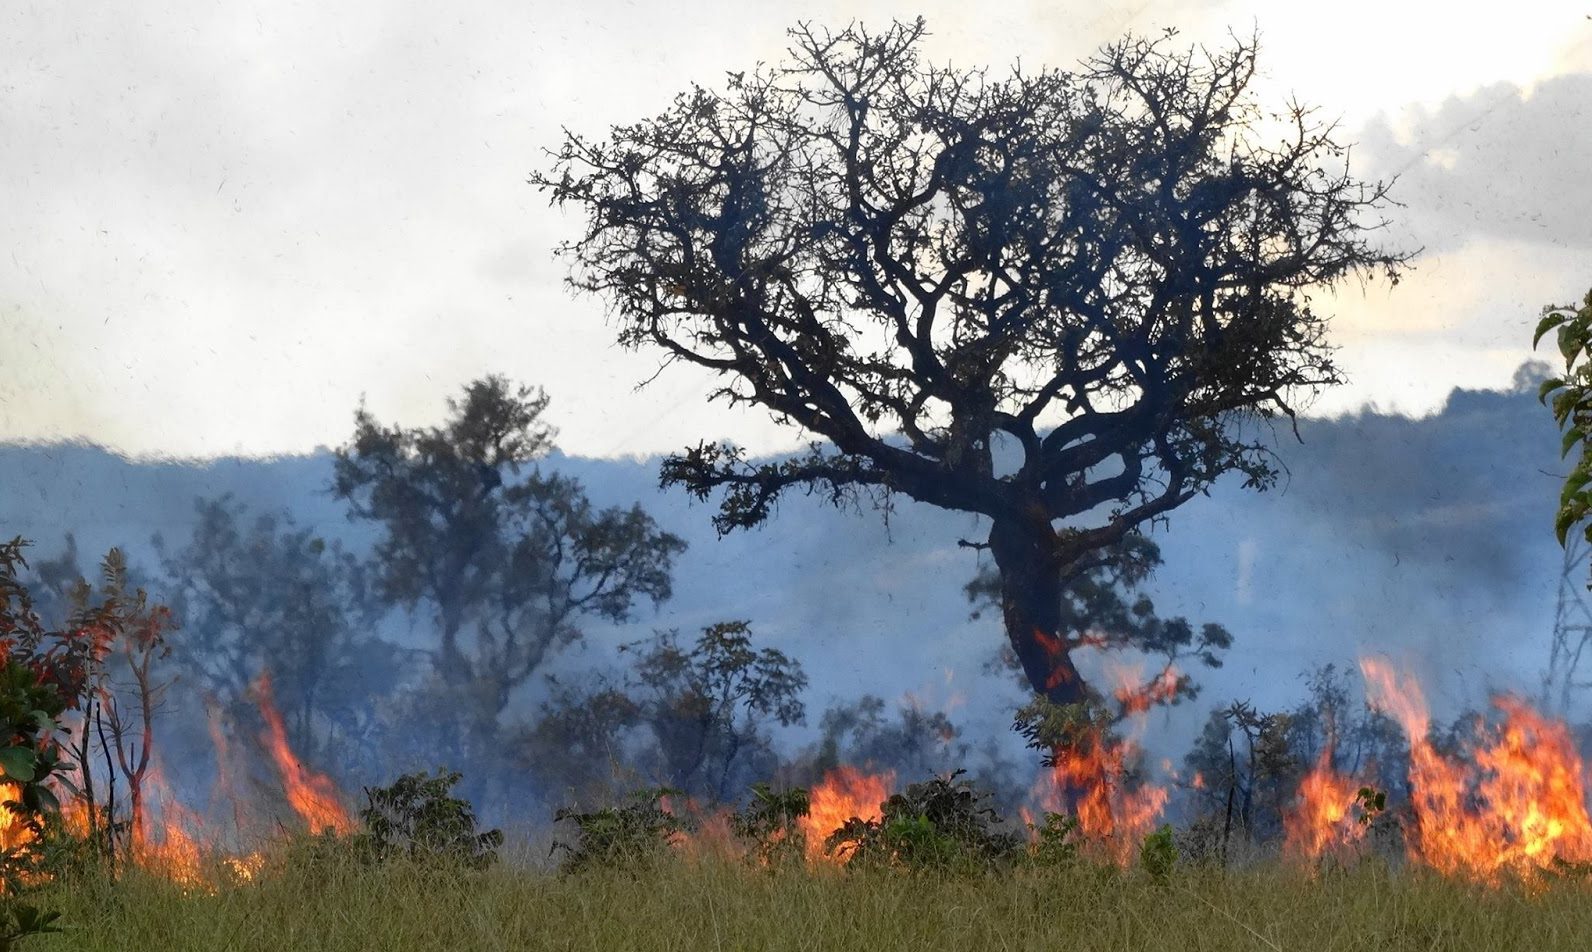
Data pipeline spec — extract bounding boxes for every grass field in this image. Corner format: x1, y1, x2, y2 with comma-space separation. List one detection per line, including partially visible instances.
31, 849, 1592, 952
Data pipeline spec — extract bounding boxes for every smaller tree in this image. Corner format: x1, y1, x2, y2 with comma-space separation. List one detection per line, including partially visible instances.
627, 621, 807, 804
68, 549, 176, 863
333, 377, 687, 762
1181, 701, 1298, 845
515, 675, 645, 806
811, 694, 966, 782
358, 770, 504, 869
157, 495, 395, 766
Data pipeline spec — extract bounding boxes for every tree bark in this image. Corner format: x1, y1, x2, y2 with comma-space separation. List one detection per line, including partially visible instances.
988, 515, 1087, 705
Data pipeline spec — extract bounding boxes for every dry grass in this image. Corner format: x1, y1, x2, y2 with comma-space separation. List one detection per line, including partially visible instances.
31, 850, 1592, 952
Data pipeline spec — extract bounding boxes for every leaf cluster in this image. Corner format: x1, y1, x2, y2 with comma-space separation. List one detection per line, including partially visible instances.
1138, 824, 1177, 884
1534, 288, 1592, 556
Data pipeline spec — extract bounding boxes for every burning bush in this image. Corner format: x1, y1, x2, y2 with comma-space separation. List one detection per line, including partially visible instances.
824, 771, 1025, 873
729, 783, 809, 868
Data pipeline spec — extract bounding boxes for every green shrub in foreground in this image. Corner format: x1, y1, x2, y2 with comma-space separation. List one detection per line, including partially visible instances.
730, 783, 809, 867
358, 770, 503, 870
552, 788, 688, 874
825, 771, 1026, 872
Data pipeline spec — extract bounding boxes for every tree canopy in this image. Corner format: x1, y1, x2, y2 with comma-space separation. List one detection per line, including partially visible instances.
332, 376, 687, 746
537, 20, 1407, 704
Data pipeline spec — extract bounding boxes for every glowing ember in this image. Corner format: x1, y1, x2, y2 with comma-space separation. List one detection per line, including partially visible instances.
799, 766, 893, 864
1360, 657, 1592, 881
254, 673, 353, 835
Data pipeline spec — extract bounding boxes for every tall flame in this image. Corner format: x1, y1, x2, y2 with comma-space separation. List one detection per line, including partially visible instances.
1283, 748, 1369, 863
799, 766, 893, 864
253, 673, 353, 835
1355, 658, 1592, 880
1030, 730, 1168, 866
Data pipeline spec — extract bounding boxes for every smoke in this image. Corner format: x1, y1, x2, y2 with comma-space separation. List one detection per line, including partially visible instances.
0, 372, 1577, 816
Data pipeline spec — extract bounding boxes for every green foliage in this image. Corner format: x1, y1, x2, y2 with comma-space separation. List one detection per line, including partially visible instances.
358, 770, 503, 870
1138, 825, 1177, 883
0, 657, 71, 893
1013, 694, 1117, 757
1537, 289, 1592, 567
729, 783, 809, 867
551, 789, 688, 874
0, 538, 83, 947
823, 771, 1024, 873
1025, 812, 1082, 868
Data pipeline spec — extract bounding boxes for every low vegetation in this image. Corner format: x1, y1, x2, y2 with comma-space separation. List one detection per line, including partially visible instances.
28, 848, 1592, 952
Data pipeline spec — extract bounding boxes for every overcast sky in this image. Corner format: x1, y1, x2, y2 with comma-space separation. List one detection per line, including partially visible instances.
2, 0, 1589, 460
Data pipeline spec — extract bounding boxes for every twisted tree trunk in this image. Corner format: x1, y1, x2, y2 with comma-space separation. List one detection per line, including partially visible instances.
988, 515, 1087, 705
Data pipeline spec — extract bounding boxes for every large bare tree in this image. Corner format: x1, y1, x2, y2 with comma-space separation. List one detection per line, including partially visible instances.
536, 21, 1407, 704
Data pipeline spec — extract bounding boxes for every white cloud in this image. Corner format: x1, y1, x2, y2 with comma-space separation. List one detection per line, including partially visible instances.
1, 0, 1588, 458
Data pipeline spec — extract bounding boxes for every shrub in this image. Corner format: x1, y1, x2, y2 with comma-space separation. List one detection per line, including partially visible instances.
1026, 812, 1082, 868
824, 771, 1024, 873
552, 788, 688, 874
1139, 825, 1177, 883
358, 770, 503, 870
730, 783, 809, 867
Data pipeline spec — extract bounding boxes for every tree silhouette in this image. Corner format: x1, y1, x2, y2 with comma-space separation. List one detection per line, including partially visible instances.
156, 495, 392, 763
626, 620, 806, 803
537, 21, 1406, 703
966, 531, 1231, 707
332, 377, 686, 749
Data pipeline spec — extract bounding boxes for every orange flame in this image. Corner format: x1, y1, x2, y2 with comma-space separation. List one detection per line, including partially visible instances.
1109, 663, 1182, 716
0, 783, 39, 874
1283, 748, 1369, 863
799, 766, 894, 864
1032, 628, 1075, 692
659, 794, 740, 863
1359, 657, 1592, 881
253, 673, 353, 835
135, 764, 208, 888
1030, 729, 1167, 866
